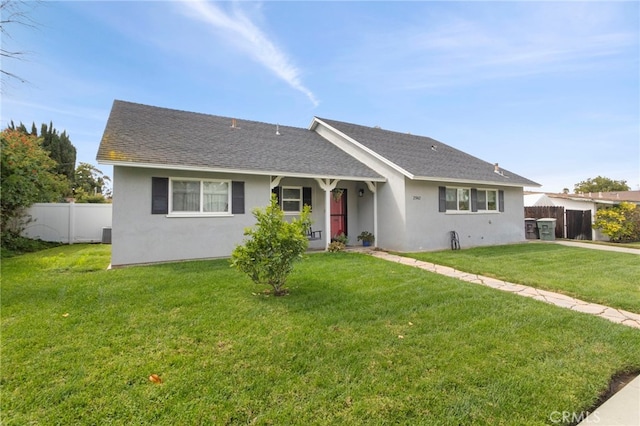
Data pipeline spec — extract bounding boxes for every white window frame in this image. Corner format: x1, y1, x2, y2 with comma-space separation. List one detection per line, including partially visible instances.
168, 178, 232, 217
281, 186, 302, 214
477, 189, 499, 212
446, 187, 471, 212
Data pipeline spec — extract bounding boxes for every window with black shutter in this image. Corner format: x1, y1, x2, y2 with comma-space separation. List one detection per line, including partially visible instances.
151, 177, 169, 214
232, 181, 245, 214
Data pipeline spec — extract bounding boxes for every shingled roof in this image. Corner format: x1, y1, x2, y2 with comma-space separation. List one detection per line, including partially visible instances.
96, 100, 383, 181
314, 117, 539, 187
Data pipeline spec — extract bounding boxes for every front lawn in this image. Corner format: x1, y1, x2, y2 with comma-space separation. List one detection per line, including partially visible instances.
403, 243, 640, 314
2, 245, 639, 425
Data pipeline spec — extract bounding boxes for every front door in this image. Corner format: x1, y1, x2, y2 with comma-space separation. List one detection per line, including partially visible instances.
330, 188, 347, 239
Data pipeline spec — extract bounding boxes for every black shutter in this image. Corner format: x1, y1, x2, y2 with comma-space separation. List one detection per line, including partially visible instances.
302, 187, 312, 209
151, 177, 169, 214
231, 181, 245, 214
498, 190, 505, 212
438, 186, 446, 212
471, 188, 478, 212
271, 186, 281, 206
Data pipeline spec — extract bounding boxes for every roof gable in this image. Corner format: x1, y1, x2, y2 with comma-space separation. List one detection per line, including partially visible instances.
96, 101, 383, 181
314, 117, 539, 187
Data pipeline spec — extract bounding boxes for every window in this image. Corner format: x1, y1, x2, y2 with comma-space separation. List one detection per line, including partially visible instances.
281, 186, 302, 212
439, 186, 503, 213
170, 179, 230, 214
446, 187, 470, 211
476, 189, 498, 211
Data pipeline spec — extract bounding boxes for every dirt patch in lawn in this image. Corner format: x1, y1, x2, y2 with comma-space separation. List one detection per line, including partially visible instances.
576, 369, 640, 425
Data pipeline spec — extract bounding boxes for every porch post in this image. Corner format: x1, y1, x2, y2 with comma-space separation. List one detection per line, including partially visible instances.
365, 181, 378, 248
314, 178, 339, 250
324, 189, 331, 250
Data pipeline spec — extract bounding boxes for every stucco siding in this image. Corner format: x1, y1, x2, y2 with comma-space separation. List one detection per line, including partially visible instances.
403, 180, 526, 251
376, 176, 407, 251
111, 167, 270, 266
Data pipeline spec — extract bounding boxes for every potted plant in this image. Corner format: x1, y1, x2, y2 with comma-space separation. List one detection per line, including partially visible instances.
357, 231, 375, 247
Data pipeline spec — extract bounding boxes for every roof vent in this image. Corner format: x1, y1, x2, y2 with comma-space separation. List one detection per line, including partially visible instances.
494, 163, 505, 177
231, 118, 240, 129
276, 124, 281, 136
431, 145, 437, 151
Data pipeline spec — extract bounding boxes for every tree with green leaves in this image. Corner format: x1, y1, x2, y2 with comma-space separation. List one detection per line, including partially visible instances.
230, 195, 312, 296
1, 128, 68, 237
574, 176, 630, 194
9, 121, 77, 180
73, 162, 111, 203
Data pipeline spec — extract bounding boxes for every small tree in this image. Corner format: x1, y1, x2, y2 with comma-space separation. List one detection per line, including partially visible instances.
593, 202, 640, 243
230, 195, 312, 296
0, 128, 67, 241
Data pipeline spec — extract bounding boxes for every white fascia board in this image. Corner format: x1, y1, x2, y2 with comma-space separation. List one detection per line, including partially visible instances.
310, 117, 414, 179
411, 175, 539, 188
98, 160, 386, 182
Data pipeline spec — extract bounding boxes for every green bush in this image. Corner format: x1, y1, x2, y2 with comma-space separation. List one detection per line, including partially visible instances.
230, 195, 312, 295
593, 202, 640, 243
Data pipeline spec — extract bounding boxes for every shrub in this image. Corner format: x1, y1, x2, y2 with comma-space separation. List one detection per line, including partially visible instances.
327, 241, 346, 252
593, 202, 640, 243
0, 231, 61, 258
230, 195, 312, 296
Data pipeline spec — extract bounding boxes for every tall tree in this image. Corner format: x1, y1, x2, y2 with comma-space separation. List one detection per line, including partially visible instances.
39, 122, 76, 180
573, 176, 630, 194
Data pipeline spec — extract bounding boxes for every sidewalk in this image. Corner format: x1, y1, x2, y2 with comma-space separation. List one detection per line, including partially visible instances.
551, 240, 640, 255
577, 374, 640, 426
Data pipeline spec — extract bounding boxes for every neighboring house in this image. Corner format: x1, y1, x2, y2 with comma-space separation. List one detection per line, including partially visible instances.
96, 100, 539, 267
524, 191, 640, 241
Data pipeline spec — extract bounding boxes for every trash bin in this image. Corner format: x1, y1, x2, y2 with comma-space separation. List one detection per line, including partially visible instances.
536, 218, 557, 241
102, 227, 112, 244
525, 218, 538, 239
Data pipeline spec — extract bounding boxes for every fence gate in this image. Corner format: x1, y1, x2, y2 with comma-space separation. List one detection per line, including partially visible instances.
566, 210, 592, 240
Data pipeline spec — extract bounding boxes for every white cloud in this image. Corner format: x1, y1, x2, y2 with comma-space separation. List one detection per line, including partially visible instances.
179, 0, 318, 107
335, 2, 638, 91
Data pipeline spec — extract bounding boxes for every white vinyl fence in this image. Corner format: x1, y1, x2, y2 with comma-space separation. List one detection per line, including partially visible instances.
21, 203, 112, 244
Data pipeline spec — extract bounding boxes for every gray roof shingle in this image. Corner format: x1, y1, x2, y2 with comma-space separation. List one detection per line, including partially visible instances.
316, 117, 540, 187
96, 100, 383, 180
96, 100, 538, 187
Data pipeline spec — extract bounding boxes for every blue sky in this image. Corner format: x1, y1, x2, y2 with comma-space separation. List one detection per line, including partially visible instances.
2, 0, 638, 193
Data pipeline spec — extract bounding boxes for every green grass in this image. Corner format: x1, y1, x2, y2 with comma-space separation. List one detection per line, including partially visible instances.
403, 243, 640, 314
2, 245, 640, 425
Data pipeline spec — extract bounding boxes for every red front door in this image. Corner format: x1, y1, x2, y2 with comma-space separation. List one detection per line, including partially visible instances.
330, 189, 347, 239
